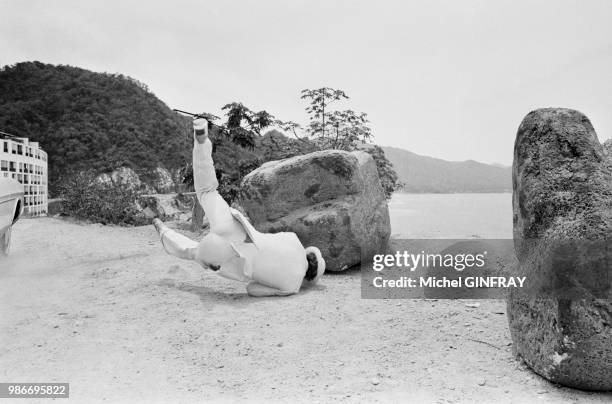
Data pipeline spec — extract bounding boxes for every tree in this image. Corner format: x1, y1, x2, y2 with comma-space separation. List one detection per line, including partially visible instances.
300, 88, 372, 150
300, 87, 400, 198
220, 102, 276, 149
300, 87, 348, 139
327, 109, 372, 150
275, 120, 304, 141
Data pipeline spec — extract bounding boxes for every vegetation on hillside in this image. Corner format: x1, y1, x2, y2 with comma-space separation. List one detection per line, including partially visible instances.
0, 61, 192, 195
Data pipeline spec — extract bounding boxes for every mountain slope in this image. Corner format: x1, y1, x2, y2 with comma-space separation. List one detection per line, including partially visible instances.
382, 146, 511, 193
0, 61, 192, 194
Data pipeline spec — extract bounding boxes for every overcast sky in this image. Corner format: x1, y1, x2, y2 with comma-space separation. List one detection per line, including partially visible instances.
2, 0, 612, 165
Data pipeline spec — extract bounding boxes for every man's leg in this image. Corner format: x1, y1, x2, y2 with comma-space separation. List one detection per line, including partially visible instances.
192, 134, 246, 242
153, 219, 198, 260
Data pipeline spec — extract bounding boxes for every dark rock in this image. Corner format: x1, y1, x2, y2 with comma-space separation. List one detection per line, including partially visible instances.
238, 149, 391, 271
508, 108, 612, 391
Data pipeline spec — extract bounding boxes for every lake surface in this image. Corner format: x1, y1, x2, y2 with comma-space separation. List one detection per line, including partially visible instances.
388, 193, 513, 239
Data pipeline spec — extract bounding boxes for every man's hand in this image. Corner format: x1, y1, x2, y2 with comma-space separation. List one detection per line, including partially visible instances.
193, 118, 209, 144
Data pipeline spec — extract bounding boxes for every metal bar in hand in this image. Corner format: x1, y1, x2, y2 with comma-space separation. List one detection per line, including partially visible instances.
173, 108, 225, 140
173, 109, 209, 119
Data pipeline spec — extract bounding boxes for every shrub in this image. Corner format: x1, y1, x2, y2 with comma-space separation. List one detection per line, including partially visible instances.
58, 170, 148, 226
359, 144, 402, 199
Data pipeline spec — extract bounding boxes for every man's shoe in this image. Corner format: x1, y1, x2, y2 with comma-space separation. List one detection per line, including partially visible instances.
193, 118, 209, 144
152, 218, 166, 236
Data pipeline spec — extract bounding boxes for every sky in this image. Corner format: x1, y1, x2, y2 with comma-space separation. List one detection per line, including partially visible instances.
2, 0, 612, 165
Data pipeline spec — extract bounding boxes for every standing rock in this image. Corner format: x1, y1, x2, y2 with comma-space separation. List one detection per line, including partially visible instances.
509, 108, 612, 390
239, 149, 391, 271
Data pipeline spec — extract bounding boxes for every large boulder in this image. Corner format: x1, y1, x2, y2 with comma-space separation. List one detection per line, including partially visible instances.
509, 108, 612, 390
238, 149, 391, 271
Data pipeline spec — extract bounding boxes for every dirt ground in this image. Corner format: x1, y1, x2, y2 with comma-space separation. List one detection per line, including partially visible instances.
1, 218, 610, 403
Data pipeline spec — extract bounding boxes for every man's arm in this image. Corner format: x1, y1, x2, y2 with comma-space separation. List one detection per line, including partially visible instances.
246, 282, 296, 297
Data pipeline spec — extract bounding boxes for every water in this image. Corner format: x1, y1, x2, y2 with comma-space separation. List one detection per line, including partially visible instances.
388, 193, 513, 239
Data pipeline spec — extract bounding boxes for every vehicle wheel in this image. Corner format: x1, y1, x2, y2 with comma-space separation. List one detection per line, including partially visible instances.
0, 226, 11, 256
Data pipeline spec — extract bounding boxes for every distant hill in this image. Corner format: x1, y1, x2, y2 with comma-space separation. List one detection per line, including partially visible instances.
0, 61, 192, 195
382, 146, 511, 193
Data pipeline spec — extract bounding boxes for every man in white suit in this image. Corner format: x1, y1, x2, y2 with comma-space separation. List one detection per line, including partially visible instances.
153, 118, 325, 296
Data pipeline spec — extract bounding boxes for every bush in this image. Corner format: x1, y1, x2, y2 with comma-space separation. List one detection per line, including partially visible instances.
359, 144, 401, 199
58, 170, 148, 226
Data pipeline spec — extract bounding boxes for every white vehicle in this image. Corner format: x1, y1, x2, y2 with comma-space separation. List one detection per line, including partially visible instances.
0, 177, 24, 256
